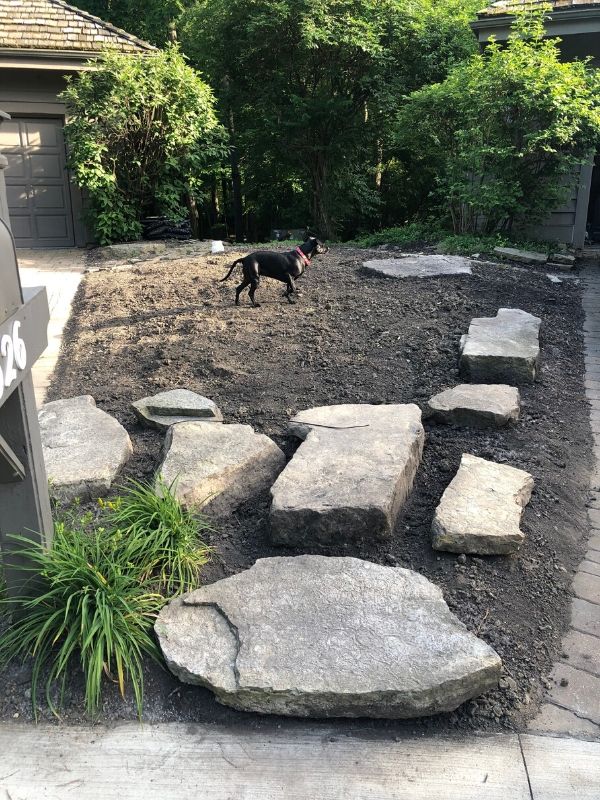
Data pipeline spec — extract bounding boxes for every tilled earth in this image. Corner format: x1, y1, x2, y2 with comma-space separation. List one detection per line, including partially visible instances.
0, 245, 593, 735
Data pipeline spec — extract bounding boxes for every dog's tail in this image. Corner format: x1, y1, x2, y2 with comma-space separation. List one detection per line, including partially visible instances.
219, 259, 242, 282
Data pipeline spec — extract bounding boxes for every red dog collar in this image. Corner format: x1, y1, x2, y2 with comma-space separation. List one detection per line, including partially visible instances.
295, 246, 311, 266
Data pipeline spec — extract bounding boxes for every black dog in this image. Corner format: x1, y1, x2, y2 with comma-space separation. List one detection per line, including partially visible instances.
219, 237, 328, 306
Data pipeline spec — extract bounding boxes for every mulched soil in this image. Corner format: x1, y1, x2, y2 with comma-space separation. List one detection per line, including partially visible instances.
0, 245, 593, 736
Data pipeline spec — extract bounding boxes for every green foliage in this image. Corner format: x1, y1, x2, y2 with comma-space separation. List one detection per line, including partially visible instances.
350, 222, 444, 248
179, 0, 480, 239
348, 224, 550, 256
396, 9, 600, 234
70, 0, 189, 46
60, 45, 227, 244
100, 478, 213, 595
0, 481, 212, 718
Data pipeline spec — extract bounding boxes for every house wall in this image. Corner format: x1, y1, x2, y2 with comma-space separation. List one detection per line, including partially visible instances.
0, 67, 89, 247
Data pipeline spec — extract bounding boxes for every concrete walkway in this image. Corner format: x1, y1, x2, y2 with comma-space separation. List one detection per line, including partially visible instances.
17, 249, 86, 407
0, 723, 598, 799
527, 265, 600, 739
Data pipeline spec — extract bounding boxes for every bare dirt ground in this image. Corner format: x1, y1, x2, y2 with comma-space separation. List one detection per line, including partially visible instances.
0, 244, 592, 735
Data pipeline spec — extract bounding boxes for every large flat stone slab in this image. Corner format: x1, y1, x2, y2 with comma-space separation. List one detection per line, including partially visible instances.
426, 384, 520, 428
459, 308, 541, 384
132, 389, 223, 431
157, 422, 285, 516
363, 255, 472, 279
271, 404, 425, 547
432, 454, 534, 555
39, 395, 133, 501
155, 555, 502, 718
493, 247, 547, 264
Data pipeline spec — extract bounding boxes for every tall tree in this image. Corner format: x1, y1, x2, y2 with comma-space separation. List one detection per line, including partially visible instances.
70, 0, 188, 46
179, 0, 480, 239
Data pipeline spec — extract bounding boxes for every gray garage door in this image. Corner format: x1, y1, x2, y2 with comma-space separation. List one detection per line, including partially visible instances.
0, 117, 75, 248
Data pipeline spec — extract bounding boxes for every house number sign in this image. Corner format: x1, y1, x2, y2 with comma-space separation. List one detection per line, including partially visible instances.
0, 320, 27, 399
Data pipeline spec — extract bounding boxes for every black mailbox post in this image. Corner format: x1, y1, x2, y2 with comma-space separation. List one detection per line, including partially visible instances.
0, 112, 53, 598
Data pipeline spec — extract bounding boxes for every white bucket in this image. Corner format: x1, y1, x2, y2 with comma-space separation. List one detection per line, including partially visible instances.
211, 240, 225, 254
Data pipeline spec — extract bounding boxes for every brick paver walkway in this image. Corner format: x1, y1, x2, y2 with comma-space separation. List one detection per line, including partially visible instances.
529, 265, 600, 739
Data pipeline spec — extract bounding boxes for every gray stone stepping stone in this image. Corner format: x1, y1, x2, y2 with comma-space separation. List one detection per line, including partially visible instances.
426, 384, 520, 428
39, 395, 133, 501
363, 254, 472, 278
157, 422, 285, 517
459, 308, 541, 384
271, 404, 424, 547
432, 454, 534, 555
132, 389, 223, 431
155, 555, 502, 718
493, 247, 547, 264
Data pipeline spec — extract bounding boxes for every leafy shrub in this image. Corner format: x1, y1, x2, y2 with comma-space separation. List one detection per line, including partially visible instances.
349, 222, 444, 248
101, 478, 213, 595
396, 8, 600, 235
60, 45, 227, 244
0, 481, 212, 718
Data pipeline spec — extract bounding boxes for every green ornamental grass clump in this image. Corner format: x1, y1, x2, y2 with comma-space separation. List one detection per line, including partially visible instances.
0, 479, 212, 718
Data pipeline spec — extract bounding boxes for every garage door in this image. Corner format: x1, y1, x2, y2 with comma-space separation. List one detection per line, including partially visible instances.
0, 117, 75, 248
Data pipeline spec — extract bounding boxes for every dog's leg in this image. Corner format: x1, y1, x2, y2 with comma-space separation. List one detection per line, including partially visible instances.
285, 275, 297, 304
235, 278, 250, 305
249, 277, 261, 307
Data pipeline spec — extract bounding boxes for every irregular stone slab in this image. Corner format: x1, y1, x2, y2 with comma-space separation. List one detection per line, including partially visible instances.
132, 389, 223, 431
363, 254, 472, 279
271, 404, 424, 547
39, 395, 133, 501
426, 384, 520, 428
432, 454, 534, 555
155, 555, 502, 718
157, 422, 285, 516
493, 247, 547, 264
459, 308, 541, 384
550, 252, 576, 266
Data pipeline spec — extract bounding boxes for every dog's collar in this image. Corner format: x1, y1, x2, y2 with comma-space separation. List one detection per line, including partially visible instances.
295, 246, 311, 266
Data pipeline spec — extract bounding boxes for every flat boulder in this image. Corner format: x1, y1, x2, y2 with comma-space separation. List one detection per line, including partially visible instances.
155, 555, 502, 718
432, 454, 534, 555
493, 247, 547, 265
39, 395, 132, 501
426, 384, 520, 428
459, 308, 541, 384
271, 404, 424, 547
132, 389, 223, 431
363, 254, 472, 279
157, 422, 285, 516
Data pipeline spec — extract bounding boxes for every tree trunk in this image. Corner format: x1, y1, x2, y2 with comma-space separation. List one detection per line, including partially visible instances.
229, 110, 244, 243
311, 156, 335, 240
186, 192, 200, 239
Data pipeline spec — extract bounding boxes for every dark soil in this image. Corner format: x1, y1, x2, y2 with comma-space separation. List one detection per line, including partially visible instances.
0, 246, 592, 735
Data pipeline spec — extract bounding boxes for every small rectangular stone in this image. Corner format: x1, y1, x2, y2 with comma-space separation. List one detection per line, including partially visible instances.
582, 559, 600, 577
587, 549, 600, 566
560, 629, 600, 677
528, 702, 600, 738
573, 572, 600, 605
547, 663, 600, 724
571, 598, 600, 638
587, 509, 600, 529
588, 532, 600, 548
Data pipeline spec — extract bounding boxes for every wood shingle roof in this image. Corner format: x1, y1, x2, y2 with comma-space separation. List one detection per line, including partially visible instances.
0, 0, 155, 53
479, 0, 600, 16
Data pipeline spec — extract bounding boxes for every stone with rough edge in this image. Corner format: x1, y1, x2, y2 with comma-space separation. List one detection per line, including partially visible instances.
493, 247, 547, 264
459, 308, 541, 384
132, 389, 223, 431
39, 395, 133, 501
157, 421, 285, 516
425, 384, 520, 428
272, 404, 424, 547
432, 454, 534, 555
363, 254, 472, 279
155, 555, 502, 718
